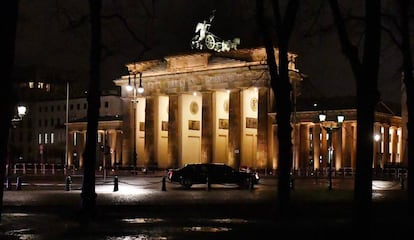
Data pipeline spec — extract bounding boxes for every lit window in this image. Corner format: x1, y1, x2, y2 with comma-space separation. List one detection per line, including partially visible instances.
51, 133, 54, 144
29, 82, 34, 88
45, 133, 48, 144
74, 132, 77, 146
38, 133, 42, 144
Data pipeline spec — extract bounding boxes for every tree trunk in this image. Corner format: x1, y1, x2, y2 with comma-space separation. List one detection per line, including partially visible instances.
0, 0, 19, 223
80, 0, 102, 220
329, 0, 381, 232
399, 0, 413, 215
256, 0, 299, 215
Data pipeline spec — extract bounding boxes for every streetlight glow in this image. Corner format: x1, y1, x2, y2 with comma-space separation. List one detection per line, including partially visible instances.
374, 134, 381, 142
17, 105, 27, 118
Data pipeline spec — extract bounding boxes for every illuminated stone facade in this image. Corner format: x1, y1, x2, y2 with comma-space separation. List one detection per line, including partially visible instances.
67, 47, 405, 174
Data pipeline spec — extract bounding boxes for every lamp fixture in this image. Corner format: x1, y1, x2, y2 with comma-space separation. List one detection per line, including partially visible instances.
318, 112, 327, 122
17, 105, 27, 118
137, 72, 144, 94
126, 74, 133, 92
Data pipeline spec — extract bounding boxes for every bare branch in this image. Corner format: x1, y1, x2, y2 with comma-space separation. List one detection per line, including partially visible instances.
101, 13, 150, 50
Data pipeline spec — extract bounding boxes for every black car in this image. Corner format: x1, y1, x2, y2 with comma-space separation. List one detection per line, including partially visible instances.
167, 163, 259, 188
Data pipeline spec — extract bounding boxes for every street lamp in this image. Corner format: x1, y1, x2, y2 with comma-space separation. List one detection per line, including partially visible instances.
9, 104, 27, 176
318, 111, 344, 190
126, 72, 144, 174
374, 133, 382, 174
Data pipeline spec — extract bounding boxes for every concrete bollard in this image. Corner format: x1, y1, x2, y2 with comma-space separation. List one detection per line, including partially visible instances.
16, 176, 22, 190
65, 175, 72, 191
6, 177, 12, 190
113, 175, 119, 192
161, 176, 166, 191
206, 177, 211, 191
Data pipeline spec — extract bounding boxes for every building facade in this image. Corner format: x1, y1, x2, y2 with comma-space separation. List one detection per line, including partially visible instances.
108, 47, 405, 174
13, 48, 404, 175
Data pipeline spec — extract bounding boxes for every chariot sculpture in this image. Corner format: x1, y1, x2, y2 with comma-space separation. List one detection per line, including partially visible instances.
191, 10, 240, 52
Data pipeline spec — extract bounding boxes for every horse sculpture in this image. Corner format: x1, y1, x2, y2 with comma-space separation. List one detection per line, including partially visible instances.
191, 10, 240, 52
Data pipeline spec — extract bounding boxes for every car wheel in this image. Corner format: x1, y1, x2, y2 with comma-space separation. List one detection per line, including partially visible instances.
181, 178, 192, 189
238, 178, 249, 188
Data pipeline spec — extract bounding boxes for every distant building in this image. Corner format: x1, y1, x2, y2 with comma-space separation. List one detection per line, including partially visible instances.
10, 65, 122, 173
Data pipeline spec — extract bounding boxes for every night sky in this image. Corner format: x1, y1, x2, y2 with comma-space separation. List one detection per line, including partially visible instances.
14, 0, 403, 104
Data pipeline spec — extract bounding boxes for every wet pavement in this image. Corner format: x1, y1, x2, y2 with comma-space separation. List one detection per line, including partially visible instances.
0, 173, 410, 240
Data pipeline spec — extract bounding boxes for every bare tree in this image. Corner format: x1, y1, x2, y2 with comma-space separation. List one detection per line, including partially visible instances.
328, 0, 381, 231
0, 1, 19, 223
256, 0, 299, 215
384, 0, 414, 215
399, 0, 414, 215
78, 0, 102, 221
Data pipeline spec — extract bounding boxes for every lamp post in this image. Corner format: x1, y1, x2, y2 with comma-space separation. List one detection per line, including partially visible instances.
318, 111, 344, 190
9, 104, 27, 176
126, 72, 144, 174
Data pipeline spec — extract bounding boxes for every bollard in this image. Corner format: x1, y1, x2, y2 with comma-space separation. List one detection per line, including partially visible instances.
113, 175, 119, 192
161, 176, 167, 191
16, 176, 22, 190
65, 175, 72, 191
6, 177, 12, 190
206, 177, 211, 191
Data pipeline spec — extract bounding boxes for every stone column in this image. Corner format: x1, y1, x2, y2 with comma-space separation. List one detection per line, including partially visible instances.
391, 127, 398, 163
121, 96, 132, 167
257, 88, 268, 170
201, 91, 213, 164
351, 123, 357, 170
168, 95, 179, 168
299, 124, 309, 173
115, 130, 123, 168
228, 89, 241, 169
313, 125, 321, 170
144, 97, 155, 167
383, 125, 390, 165
333, 126, 343, 170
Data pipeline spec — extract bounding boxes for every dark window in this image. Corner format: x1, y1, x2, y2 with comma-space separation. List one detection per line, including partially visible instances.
70, 104, 74, 110
105, 101, 109, 108
77, 103, 80, 110
51, 106, 54, 112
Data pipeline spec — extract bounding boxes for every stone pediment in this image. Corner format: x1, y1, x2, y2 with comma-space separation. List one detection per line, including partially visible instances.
126, 60, 162, 74
164, 53, 211, 71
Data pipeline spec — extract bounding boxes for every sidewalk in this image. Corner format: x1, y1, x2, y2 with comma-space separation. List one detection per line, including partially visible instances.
1, 175, 411, 239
